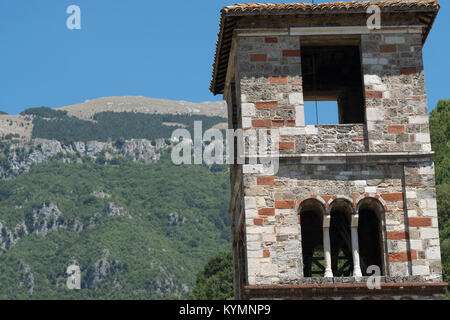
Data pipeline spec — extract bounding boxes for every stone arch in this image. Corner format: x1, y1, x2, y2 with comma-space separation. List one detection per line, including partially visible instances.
328, 198, 354, 276
299, 198, 325, 277
356, 197, 385, 276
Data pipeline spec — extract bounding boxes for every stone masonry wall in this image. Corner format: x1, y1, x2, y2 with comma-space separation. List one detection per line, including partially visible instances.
404, 161, 442, 279
362, 32, 431, 152
242, 161, 442, 285
231, 31, 442, 291
237, 35, 303, 132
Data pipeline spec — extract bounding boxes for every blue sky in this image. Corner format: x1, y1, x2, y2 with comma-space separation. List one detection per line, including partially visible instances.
0, 0, 448, 120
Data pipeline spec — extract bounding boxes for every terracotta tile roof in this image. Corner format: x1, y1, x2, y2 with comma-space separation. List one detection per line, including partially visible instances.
222, 0, 439, 15
210, 0, 440, 95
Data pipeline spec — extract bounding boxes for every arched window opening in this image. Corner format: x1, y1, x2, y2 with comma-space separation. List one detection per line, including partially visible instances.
357, 198, 384, 276
299, 199, 324, 277
329, 200, 354, 277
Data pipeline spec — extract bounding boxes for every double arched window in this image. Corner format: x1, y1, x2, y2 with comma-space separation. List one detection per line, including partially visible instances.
300, 197, 385, 278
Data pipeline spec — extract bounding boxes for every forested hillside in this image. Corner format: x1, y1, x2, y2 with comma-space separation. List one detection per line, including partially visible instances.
0, 155, 230, 299
0, 108, 231, 299
26, 107, 225, 144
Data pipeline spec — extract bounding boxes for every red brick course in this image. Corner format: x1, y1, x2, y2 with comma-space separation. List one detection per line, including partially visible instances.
409, 217, 432, 227
365, 90, 383, 99
255, 101, 278, 109
257, 176, 274, 185
275, 200, 296, 209
381, 193, 403, 201
387, 125, 406, 134
250, 54, 267, 62
282, 50, 301, 57
258, 208, 275, 216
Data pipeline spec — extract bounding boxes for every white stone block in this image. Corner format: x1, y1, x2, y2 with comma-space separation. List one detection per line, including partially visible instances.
295, 105, 305, 127
247, 241, 262, 251
372, 84, 387, 91
418, 166, 435, 175
428, 239, 440, 246
415, 133, 430, 143
408, 115, 428, 124
412, 265, 430, 276
365, 186, 377, 193
432, 217, 439, 228
389, 262, 409, 276
422, 143, 432, 152
245, 209, 258, 218
354, 180, 367, 186
407, 209, 418, 217
255, 197, 266, 207
246, 234, 261, 242
243, 164, 264, 174
423, 209, 438, 217
241, 103, 255, 116
425, 246, 441, 260
279, 127, 305, 136
246, 250, 263, 258
289, 92, 304, 105
245, 197, 256, 209
420, 228, 439, 239
406, 190, 417, 198
410, 239, 423, 251
260, 263, 278, 276
366, 108, 385, 121
305, 125, 318, 135
262, 233, 276, 242
242, 116, 252, 128
251, 226, 273, 235
275, 209, 295, 216
364, 74, 382, 85
247, 258, 261, 276
276, 226, 298, 235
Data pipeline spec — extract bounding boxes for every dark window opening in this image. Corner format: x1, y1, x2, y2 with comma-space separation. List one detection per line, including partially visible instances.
329, 201, 353, 277
301, 45, 365, 124
358, 199, 384, 276
300, 199, 324, 277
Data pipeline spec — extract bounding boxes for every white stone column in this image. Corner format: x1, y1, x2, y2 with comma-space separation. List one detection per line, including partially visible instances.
351, 213, 363, 277
323, 215, 333, 277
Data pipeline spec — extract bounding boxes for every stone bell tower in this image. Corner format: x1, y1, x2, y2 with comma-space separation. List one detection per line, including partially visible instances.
210, 0, 447, 300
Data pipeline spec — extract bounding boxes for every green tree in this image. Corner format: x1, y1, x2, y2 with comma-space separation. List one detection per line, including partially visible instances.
430, 99, 450, 295
20, 106, 67, 118
189, 251, 234, 300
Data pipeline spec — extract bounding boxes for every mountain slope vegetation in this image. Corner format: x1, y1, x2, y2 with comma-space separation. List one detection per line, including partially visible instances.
0, 154, 231, 299
430, 99, 450, 291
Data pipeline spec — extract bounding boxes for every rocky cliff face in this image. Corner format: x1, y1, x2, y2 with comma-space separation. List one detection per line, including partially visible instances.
0, 200, 132, 255
0, 137, 169, 179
